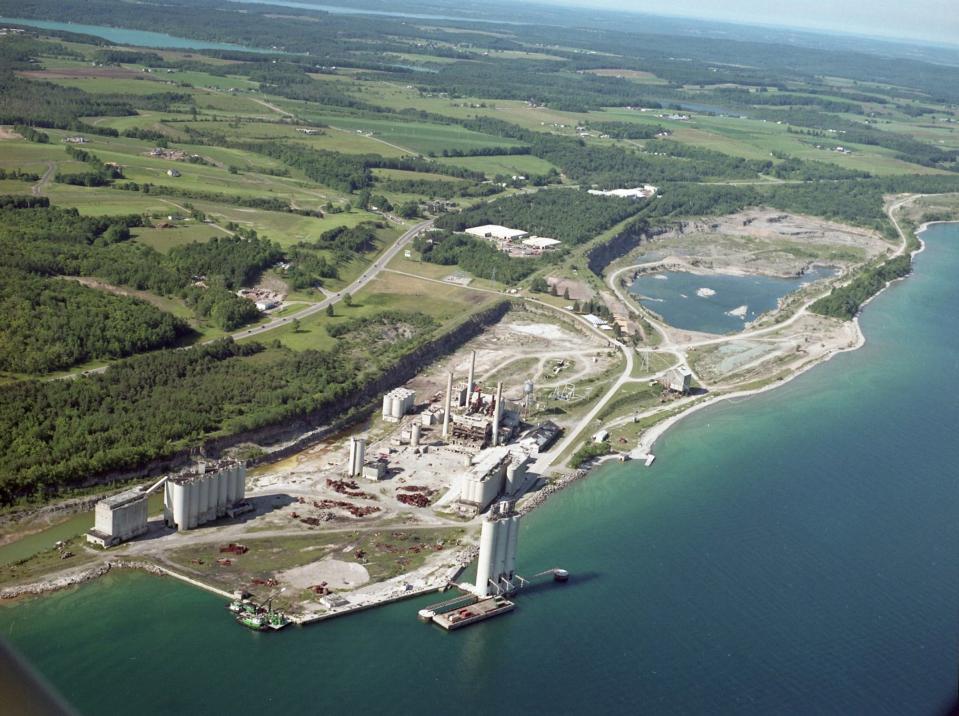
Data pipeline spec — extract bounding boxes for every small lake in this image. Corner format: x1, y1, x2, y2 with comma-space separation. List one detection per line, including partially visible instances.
0, 17, 268, 52
630, 266, 838, 334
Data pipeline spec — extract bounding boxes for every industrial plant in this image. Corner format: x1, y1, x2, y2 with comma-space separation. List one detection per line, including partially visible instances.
418, 500, 568, 631
85, 461, 249, 547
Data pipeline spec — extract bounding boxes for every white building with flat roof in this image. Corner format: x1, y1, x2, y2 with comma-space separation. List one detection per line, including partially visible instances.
465, 225, 529, 242
521, 236, 561, 250
588, 185, 657, 199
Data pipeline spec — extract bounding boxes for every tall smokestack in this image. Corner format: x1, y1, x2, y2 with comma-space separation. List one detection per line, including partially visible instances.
467, 350, 476, 398
492, 381, 503, 446
442, 371, 453, 440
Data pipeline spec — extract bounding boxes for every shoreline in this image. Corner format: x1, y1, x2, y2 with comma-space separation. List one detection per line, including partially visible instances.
0, 223, 943, 609
623, 226, 932, 459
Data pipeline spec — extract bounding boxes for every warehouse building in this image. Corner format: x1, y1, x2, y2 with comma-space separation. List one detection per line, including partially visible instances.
465, 224, 529, 242
85, 488, 150, 547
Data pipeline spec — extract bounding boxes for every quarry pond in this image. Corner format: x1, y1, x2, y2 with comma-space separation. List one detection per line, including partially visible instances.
630, 265, 839, 334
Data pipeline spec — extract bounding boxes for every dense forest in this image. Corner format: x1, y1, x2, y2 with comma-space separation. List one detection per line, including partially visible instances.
0, 298, 447, 502
0, 269, 192, 374
0, 201, 273, 341
435, 190, 644, 244
414, 232, 540, 284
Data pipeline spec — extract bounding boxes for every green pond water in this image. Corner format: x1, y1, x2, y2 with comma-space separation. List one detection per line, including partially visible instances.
630, 265, 838, 334
1, 224, 958, 715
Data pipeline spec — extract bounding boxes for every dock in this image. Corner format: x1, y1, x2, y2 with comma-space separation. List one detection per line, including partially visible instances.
428, 595, 515, 631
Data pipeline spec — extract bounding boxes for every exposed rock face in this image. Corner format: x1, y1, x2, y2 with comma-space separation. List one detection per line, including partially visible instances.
587, 219, 669, 276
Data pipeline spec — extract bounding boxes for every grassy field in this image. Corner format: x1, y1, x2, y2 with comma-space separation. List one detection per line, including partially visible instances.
249, 270, 498, 351
274, 109, 525, 155
434, 154, 559, 176
132, 222, 224, 252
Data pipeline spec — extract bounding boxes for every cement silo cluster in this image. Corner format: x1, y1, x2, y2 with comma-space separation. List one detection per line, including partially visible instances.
164, 461, 247, 532
474, 501, 521, 597
382, 388, 416, 423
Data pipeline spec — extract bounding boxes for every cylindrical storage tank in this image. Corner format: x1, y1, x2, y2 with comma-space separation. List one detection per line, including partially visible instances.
504, 516, 520, 578
391, 396, 402, 419
164, 480, 174, 527
475, 519, 497, 597
236, 466, 246, 502
173, 482, 187, 532
411, 424, 420, 448
208, 473, 218, 519
217, 468, 228, 516
186, 480, 199, 529
493, 520, 509, 587
196, 475, 210, 525
382, 395, 391, 418
206, 474, 216, 521
226, 467, 238, 505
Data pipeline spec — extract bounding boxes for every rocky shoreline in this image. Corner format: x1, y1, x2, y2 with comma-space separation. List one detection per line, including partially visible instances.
1, 560, 164, 600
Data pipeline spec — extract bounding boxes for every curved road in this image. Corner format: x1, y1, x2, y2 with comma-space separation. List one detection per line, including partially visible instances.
234, 219, 433, 341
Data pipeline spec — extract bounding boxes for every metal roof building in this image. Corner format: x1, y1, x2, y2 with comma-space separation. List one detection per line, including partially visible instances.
465, 225, 529, 242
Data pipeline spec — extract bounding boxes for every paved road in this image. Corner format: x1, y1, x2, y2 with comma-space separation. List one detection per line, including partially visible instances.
69, 219, 432, 378
231, 219, 433, 341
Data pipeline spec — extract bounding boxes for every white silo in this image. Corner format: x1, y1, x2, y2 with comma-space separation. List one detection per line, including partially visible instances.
172, 481, 188, 532
202, 475, 214, 524
186, 479, 199, 529
216, 468, 228, 516
411, 424, 421, 448
226, 466, 238, 505
503, 516, 520, 579
474, 518, 498, 597
492, 518, 509, 588
349, 437, 366, 477
235, 465, 246, 502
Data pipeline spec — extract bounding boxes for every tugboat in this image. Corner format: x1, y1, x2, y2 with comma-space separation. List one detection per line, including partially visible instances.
229, 597, 290, 631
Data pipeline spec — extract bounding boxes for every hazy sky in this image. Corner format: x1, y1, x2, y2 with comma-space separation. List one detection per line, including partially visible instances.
536, 0, 959, 45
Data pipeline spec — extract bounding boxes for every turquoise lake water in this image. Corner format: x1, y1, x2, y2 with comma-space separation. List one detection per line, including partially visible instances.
631, 266, 838, 334
2, 224, 958, 714
0, 18, 265, 52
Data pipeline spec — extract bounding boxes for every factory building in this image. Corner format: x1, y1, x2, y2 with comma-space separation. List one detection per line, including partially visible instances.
382, 388, 416, 423
85, 488, 150, 547
663, 366, 692, 394
474, 501, 521, 597
519, 421, 562, 453
164, 461, 247, 533
458, 446, 531, 514
465, 224, 529, 242
362, 460, 388, 481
